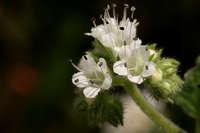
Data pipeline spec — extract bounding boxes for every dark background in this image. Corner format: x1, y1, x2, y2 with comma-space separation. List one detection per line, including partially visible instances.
0, 0, 199, 133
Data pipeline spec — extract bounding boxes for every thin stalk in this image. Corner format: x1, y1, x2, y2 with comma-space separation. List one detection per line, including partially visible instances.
114, 76, 187, 133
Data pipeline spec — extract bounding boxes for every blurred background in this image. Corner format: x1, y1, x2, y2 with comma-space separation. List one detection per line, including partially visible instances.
0, 0, 200, 133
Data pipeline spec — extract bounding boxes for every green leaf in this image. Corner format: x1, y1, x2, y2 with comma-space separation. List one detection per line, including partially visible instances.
178, 56, 200, 119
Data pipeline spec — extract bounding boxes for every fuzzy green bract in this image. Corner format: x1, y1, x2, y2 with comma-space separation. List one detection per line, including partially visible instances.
74, 91, 123, 127
178, 56, 200, 118
147, 44, 183, 103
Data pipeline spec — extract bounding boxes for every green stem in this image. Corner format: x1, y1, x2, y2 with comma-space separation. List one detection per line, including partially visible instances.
114, 77, 187, 133
196, 118, 200, 133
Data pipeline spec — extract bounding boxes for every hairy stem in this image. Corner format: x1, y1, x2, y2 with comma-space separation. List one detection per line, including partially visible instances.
114, 76, 187, 133
196, 118, 200, 133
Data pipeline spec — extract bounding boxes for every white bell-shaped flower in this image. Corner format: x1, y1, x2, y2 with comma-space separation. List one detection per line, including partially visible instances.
85, 4, 141, 56
113, 46, 156, 84
72, 55, 112, 98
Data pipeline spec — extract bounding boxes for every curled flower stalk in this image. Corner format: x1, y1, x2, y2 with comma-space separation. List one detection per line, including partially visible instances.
113, 76, 186, 133
71, 4, 187, 133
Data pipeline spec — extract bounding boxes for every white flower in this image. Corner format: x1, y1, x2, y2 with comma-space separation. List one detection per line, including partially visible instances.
72, 55, 112, 98
85, 4, 141, 56
113, 46, 156, 84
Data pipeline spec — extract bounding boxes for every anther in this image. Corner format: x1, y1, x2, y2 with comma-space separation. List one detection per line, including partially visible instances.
124, 63, 127, 67
99, 62, 103, 67
113, 3, 117, 8
112, 4, 117, 18
124, 40, 127, 45
90, 80, 94, 84
120, 27, 125, 30
131, 6, 136, 18
107, 4, 111, 10
145, 47, 149, 51
133, 37, 137, 40
83, 55, 88, 60
145, 65, 149, 70
74, 79, 79, 83
123, 4, 129, 21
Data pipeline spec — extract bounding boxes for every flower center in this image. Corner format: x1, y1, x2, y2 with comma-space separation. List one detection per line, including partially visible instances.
127, 55, 145, 76
86, 70, 105, 86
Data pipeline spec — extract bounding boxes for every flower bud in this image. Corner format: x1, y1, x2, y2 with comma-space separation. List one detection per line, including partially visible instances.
152, 68, 163, 81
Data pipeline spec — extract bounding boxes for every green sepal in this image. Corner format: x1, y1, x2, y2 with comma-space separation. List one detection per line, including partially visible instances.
149, 43, 158, 49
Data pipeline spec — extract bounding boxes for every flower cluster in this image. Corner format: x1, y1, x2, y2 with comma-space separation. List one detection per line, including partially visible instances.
72, 4, 157, 98
71, 4, 183, 127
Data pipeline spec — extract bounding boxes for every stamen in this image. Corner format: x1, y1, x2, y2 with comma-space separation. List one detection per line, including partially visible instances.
112, 4, 117, 19
104, 4, 111, 20
129, 7, 136, 41
123, 4, 129, 21
130, 6, 136, 21
107, 4, 111, 10
91, 17, 97, 27
69, 60, 82, 71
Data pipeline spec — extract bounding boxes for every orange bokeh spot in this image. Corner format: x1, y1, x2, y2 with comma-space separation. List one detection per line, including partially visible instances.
6, 63, 39, 96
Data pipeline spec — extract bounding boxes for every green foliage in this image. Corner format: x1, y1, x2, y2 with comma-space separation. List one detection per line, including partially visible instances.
178, 56, 200, 118
73, 90, 88, 112
73, 90, 124, 127
88, 91, 123, 127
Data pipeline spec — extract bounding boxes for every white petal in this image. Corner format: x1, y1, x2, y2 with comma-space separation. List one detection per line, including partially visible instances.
142, 62, 156, 77
125, 20, 137, 37
97, 58, 107, 73
131, 46, 150, 62
119, 45, 132, 59
85, 25, 106, 38
72, 72, 89, 88
130, 39, 142, 50
113, 60, 128, 76
99, 33, 115, 48
79, 55, 97, 73
128, 74, 143, 84
107, 18, 118, 31
101, 74, 112, 89
83, 87, 101, 98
